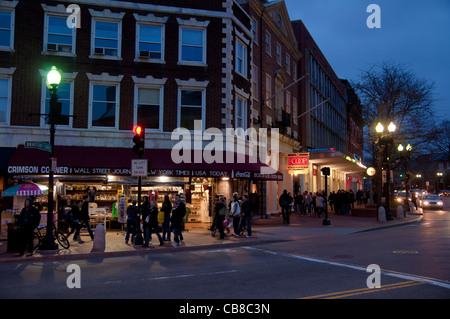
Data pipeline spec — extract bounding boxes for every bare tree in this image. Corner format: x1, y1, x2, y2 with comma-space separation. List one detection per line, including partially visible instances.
352, 62, 436, 166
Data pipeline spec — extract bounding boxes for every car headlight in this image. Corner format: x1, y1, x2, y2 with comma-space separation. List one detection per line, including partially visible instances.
423, 201, 429, 205
438, 202, 443, 205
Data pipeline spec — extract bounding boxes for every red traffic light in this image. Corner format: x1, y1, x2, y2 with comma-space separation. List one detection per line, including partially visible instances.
133, 125, 143, 136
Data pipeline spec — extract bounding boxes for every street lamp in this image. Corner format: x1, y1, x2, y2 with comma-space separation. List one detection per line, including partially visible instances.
398, 143, 412, 211
375, 121, 396, 221
39, 66, 61, 250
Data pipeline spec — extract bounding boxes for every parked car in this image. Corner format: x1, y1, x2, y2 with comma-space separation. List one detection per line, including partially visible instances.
438, 190, 450, 197
419, 194, 444, 210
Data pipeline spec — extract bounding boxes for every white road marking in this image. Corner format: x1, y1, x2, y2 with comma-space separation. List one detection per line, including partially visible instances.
243, 246, 450, 290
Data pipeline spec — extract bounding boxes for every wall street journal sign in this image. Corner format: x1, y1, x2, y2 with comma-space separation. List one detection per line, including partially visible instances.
287, 153, 309, 170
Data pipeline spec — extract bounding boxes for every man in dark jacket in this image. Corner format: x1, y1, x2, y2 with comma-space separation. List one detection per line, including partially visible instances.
80, 195, 94, 240
171, 194, 186, 246
125, 200, 139, 244
143, 199, 163, 247
17, 198, 41, 256
239, 194, 252, 237
214, 197, 226, 239
279, 189, 290, 224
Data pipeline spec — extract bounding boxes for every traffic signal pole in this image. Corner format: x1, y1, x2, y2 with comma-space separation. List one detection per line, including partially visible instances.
321, 167, 331, 226
132, 125, 145, 245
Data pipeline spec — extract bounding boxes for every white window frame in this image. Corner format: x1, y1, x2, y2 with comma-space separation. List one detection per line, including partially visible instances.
177, 83, 207, 132
265, 31, 271, 56
39, 74, 76, 128
251, 64, 258, 101
134, 13, 167, 63
276, 43, 281, 65
178, 18, 209, 67
235, 38, 248, 78
251, 17, 258, 45
89, 9, 125, 60
286, 54, 291, 74
0, 68, 14, 126
134, 84, 164, 132
235, 95, 248, 138
264, 74, 272, 108
87, 73, 123, 130
41, 4, 76, 57
285, 90, 291, 114
0, 2, 17, 52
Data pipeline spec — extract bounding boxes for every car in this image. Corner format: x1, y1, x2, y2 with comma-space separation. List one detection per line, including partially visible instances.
438, 190, 450, 197
395, 191, 411, 203
419, 194, 444, 210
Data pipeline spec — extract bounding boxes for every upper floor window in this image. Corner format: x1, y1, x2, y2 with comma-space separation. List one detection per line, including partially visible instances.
265, 32, 271, 55
90, 9, 125, 60
42, 82, 72, 126
251, 17, 258, 44
134, 14, 168, 63
135, 86, 163, 130
235, 39, 247, 78
177, 17, 209, 66
0, 5, 15, 51
44, 15, 76, 55
235, 95, 248, 137
0, 77, 10, 124
276, 43, 281, 65
286, 54, 291, 74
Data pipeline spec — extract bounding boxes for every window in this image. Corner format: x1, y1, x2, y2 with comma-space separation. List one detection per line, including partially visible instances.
136, 24, 163, 61
44, 15, 76, 55
264, 74, 271, 108
286, 54, 291, 74
179, 89, 204, 130
90, 83, 119, 128
235, 39, 247, 77
285, 91, 291, 113
92, 19, 121, 58
0, 8, 14, 50
136, 87, 162, 130
235, 96, 247, 137
251, 64, 258, 100
0, 77, 10, 124
293, 97, 298, 124
179, 27, 206, 64
42, 82, 72, 126
276, 43, 281, 65
251, 17, 258, 44
265, 32, 271, 55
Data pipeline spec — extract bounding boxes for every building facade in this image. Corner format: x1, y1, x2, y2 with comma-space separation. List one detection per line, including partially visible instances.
0, 0, 284, 223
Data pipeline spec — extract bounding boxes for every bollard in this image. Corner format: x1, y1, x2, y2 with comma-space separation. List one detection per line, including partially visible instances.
91, 224, 105, 252
378, 206, 386, 223
396, 205, 404, 220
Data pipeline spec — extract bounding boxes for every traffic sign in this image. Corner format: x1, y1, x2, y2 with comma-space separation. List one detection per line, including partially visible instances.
131, 159, 148, 177
25, 141, 52, 152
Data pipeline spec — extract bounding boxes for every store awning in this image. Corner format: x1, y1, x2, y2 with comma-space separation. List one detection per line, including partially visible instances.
309, 150, 367, 174
6, 145, 283, 181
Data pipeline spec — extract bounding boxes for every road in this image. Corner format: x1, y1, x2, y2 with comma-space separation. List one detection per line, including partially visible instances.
0, 199, 448, 305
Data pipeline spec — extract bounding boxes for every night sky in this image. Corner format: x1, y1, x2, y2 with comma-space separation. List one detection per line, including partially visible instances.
285, 0, 450, 122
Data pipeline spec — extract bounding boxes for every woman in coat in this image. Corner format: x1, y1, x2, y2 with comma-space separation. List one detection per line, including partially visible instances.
161, 195, 172, 242
144, 199, 163, 247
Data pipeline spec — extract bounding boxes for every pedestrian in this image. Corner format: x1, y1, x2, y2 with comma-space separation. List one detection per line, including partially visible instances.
230, 193, 241, 237
143, 199, 164, 247
125, 199, 139, 244
238, 194, 252, 238
215, 196, 227, 239
80, 195, 94, 240
67, 200, 83, 243
161, 195, 172, 242
171, 195, 186, 247
209, 195, 220, 231
279, 189, 290, 224
59, 199, 73, 232
315, 191, 324, 218
411, 192, 418, 210
16, 198, 41, 256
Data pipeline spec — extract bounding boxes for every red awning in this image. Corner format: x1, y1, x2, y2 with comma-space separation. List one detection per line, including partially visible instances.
7, 145, 283, 181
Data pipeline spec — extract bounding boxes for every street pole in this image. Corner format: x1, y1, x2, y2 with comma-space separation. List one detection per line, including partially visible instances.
322, 171, 330, 226
134, 157, 144, 245
39, 86, 58, 250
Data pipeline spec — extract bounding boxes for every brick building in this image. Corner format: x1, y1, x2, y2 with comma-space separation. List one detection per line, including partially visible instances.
0, 0, 282, 223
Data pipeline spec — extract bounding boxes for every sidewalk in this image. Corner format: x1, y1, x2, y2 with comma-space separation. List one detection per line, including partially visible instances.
0, 211, 423, 264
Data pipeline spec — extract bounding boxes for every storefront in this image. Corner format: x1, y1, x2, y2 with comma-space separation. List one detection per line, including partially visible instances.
4, 145, 282, 228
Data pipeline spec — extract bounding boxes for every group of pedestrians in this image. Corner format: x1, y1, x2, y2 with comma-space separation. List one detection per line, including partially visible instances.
284, 190, 326, 220
210, 193, 252, 240
125, 194, 186, 248
62, 196, 95, 243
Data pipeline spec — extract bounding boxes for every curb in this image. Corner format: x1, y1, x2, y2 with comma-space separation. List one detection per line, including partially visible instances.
351, 215, 423, 233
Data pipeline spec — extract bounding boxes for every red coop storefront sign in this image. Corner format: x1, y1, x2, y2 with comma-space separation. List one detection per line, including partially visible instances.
287, 153, 309, 170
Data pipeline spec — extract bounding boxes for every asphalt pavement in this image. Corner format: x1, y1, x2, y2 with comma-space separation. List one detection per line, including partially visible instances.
0, 209, 423, 264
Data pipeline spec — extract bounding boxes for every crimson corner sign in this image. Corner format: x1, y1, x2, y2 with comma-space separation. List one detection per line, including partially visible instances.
287, 153, 309, 170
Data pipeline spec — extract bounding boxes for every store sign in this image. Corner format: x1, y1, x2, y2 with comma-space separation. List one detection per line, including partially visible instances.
7, 165, 132, 176
287, 153, 309, 170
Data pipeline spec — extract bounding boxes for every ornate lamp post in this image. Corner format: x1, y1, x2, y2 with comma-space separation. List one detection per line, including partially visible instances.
39, 66, 61, 250
375, 121, 396, 220
398, 143, 412, 211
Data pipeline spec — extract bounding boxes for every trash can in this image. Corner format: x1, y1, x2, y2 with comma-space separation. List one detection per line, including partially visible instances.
7, 223, 20, 252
